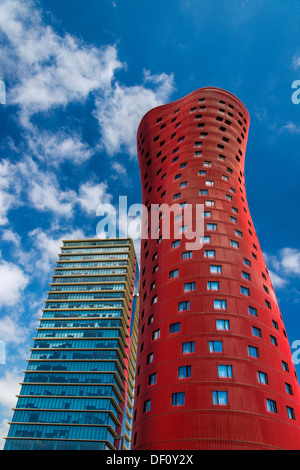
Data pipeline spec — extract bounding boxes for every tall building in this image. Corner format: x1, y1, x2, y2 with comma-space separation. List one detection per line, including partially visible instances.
4, 238, 138, 451
132, 87, 300, 450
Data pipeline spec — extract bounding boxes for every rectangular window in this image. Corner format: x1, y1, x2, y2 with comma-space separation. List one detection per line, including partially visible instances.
244, 258, 251, 267
272, 320, 279, 330
209, 340, 223, 352
184, 282, 195, 292
182, 251, 193, 260
207, 281, 219, 291
151, 295, 157, 305
178, 225, 187, 233
285, 383, 293, 395
205, 200, 215, 207
230, 216, 237, 223
199, 189, 208, 195
169, 269, 179, 279
174, 192, 181, 200
206, 180, 214, 186
180, 181, 188, 188
170, 322, 181, 334
258, 371, 269, 385
182, 341, 195, 354
205, 249, 215, 258
214, 299, 227, 310
241, 286, 250, 296
202, 211, 211, 218
147, 352, 153, 364
148, 373, 157, 386
211, 265, 222, 274
242, 271, 251, 280
230, 239, 239, 248
252, 326, 262, 338
152, 329, 160, 341
282, 360, 289, 372
267, 398, 277, 414
287, 406, 296, 420
265, 300, 272, 309
172, 240, 180, 248
172, 392, 185, 406
207, 223, 217, 230
235, 229, 243, 237
199, 170, 206, 175
249, 306, 258, 317
178, 301, 190, 311
200, 236, 211, 244
175, 173, 182, 180
216, 319, 230, 331
143, 399, 151, 413
213, 391, 228, 405
218, 364, 232, 378
248, 345, 259, 358
270, 335, 278, 346
178, 365, 191, 379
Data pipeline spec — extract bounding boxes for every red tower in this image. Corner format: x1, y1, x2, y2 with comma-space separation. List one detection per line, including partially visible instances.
131, 87, 300, 450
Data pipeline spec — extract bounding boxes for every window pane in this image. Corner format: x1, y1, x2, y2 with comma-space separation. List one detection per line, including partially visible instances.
182, 341, 195, 354
172, 392, 185, 406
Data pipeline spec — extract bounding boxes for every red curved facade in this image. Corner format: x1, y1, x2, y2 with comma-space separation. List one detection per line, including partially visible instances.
132, 87, 300, 450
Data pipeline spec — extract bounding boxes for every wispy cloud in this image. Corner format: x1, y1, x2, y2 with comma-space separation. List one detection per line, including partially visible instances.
265, 248, 300, 292
0, 0, 123, 127
0, 256, 29, 307
94, 69, 176, 158
26, 130, 94, 166
279, 122, 300, 134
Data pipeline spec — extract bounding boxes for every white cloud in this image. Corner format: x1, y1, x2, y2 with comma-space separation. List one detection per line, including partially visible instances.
28, 226, 86, 276
281, 123, 300, 134
0, 258, 29, 307
0, 368, 22, 411
0, 418, 10, 450
268, 270, 288, 289
0, 160, 22, 225
0, 0, 176, 165
26, 130, 94, 166
0, 315, 28, 345
77, 181, 113, 215
2, 229, 21, 246
0, 0, 123, 126
264, 248, 300, 291
94, 69, 176, 157
280, 248, 300, 275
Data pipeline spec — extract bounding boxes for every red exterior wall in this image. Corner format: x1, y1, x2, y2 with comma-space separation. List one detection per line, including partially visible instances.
132, 87, 300, 450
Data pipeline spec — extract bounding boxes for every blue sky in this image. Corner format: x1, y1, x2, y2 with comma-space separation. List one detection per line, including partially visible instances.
0, 0, 300, 448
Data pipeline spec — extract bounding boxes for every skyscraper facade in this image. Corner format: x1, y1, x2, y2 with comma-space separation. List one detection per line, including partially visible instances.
132, 87, 300, 450
4, 238, 138, 451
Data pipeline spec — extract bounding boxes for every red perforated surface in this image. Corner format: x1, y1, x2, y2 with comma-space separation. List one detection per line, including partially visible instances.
132, 88, 300, 450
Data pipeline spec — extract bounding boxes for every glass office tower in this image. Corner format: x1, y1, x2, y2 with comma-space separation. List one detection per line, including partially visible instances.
4, 238, 138, 450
